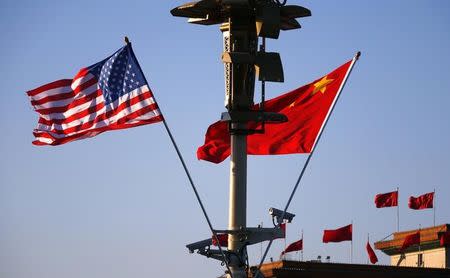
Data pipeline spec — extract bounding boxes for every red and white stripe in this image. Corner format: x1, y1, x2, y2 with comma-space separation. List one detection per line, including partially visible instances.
27, 68, 163, 146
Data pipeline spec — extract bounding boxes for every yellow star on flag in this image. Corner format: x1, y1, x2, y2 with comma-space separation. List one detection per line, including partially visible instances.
311, 76, 334, 96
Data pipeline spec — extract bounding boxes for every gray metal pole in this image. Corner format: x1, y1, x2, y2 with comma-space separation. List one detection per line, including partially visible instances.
228, 125, 248, 278
433, 188, 436, 226
397, 187, 400, 232
222, 18, 257, 278
351, 220, 353, 263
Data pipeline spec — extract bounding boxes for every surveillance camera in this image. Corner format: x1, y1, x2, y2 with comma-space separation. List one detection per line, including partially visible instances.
186, 238, 213, 253
268, 207, 295, 224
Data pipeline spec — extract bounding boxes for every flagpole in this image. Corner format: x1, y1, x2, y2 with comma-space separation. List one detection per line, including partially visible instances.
351, 220, 353, 263
301, 229, 304, 262
260, 221, 263, 262
418, 224, 422, 267
284, 222, 287, 258
124, 38, 232, 275
254, 52, 361, 278
397, 187, 400, 232
433, 188, 436, 226
367, 233, 369, 265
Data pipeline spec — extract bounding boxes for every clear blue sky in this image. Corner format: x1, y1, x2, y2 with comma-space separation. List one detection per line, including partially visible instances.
1, 1, 450, 277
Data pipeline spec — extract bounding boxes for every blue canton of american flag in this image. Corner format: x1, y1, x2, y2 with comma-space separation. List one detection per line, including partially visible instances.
90, 46, 146, 104
27, 44, 163, 146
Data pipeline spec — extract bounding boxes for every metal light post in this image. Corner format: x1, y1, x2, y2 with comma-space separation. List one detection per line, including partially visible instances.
222, 14, 257, 277
171, 1, 310, 277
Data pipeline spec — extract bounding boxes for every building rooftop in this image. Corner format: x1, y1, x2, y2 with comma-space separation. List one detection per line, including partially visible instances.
250, 260, 450, 278
375, 224, 449, 256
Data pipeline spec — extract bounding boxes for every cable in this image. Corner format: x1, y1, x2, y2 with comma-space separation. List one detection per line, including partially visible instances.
253, 52, 361, 278
126, 40, 233, 278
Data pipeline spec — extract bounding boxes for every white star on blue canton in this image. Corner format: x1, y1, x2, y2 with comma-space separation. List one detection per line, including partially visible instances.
88, 45, 147, 104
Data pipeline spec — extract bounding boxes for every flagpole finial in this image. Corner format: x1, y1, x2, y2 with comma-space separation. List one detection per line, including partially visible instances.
355, 51, 361, 60
124, 36, 130, 45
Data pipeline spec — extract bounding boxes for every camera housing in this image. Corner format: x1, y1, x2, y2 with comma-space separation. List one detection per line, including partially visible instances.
269, 207, 295, 224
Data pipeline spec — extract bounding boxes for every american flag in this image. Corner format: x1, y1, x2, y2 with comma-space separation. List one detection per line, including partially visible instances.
27, 44, 163, 145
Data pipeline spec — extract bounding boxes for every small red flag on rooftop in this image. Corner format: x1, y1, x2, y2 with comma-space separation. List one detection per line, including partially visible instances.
440, 231, 450, 247
323, 224, 352, 243
281, 239, 303, 256
400, 231, 420, 252
408, 192, 434, 210
375, 188, 400, 231
366, 241, 378, 264
374, 190, 398, 208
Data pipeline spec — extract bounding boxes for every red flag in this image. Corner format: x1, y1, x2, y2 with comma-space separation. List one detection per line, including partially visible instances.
374, 191, 398, 208
323, 224, 352, 243
280, 223, 286, 238
197, 60, 354, 163
408, 192, 434, 210
366, 241, 378, 264
400, 231, 420, 252
440, 231, 450, 247
212, 234, 228, 247
281, 239, 303, 255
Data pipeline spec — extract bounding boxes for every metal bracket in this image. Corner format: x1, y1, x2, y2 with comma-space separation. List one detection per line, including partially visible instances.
186, 226, 284, 262
214, 227, 284, 246
222, 51, 284, 82
186, 237, 239, 264
221, 111, 287, 123
186, 238, 213, 254
221, 111, 287, 135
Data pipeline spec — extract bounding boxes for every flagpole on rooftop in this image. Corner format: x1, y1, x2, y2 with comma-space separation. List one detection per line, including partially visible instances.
351, 220, 353, 263
122, 37, 232, 275
284, 222, 287, 257
255, 52, 361, 276
397, 187, 400, 232
367, 233, 369, 264
260, 222, 264, 262
301, 229, 304, 262
418, 224, 422, 262
433, 188, 436, 226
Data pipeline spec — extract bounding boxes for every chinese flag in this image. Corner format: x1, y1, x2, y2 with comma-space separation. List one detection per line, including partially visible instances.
323, 224, 352, 243
400, 231, 420, 252
197, 60, 353, 163
366, 241, 378, 264
212, 233, 228, 247
281, 239, 303, 255
374, 191, 398, 208
408, 192, 434, 210
439, 231, 450, 247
